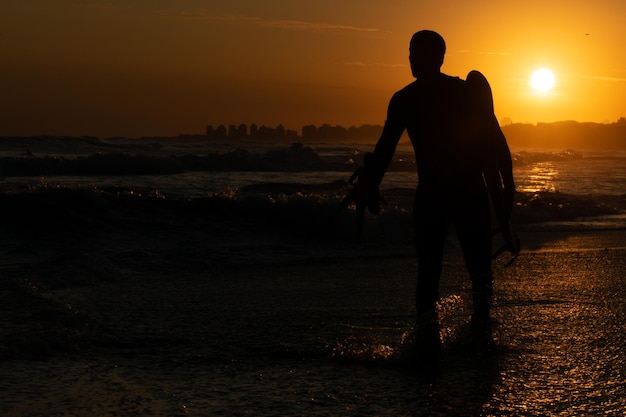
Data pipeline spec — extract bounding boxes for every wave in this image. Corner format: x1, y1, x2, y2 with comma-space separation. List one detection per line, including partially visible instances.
3, 184, 625, 238
235, 180, 626, 222
0, 142, 454, 177
0, 150, 575, 179
1, 139, 620, 179
512, 149, 584, 165
2, 185, 624, 290
0, 143, 358, 176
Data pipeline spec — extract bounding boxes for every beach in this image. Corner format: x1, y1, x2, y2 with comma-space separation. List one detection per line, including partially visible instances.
1, 187, 625, 416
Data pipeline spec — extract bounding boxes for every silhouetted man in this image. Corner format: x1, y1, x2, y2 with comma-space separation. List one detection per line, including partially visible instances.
361, 30, 515, 351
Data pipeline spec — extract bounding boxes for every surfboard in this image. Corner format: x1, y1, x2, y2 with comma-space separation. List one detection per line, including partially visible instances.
465, 70, 520, 262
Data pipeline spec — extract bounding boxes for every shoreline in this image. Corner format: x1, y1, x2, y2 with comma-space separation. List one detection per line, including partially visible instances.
2, 235, 626, 415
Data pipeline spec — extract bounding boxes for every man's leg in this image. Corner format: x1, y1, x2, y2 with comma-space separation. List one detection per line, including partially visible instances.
414, 199, 449, 317
412, 200, 448, 360
355, 202, 366, 241
454, 192, 493, 325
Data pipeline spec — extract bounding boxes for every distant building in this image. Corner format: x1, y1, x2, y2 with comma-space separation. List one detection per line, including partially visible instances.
237, 123, 248, 139
207, 121, 384, 143
302, 125, 317, 141
206, 124, 227, 140
285, 129, 299, 141
228, 124, 248, 140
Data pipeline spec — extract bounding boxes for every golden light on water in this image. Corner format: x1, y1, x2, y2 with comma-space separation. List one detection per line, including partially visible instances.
517, 163, 559, 193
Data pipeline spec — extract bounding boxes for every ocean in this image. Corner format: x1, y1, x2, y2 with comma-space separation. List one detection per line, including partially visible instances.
2, 137, 626, 232
1, 136, 626, 416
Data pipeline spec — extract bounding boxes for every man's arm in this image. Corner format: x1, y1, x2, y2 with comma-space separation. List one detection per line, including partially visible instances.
370, 92, 406, 184
342, 92, 405, 216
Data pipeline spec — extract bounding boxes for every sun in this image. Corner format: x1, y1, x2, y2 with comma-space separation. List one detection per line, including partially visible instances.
530, 68, 556, 92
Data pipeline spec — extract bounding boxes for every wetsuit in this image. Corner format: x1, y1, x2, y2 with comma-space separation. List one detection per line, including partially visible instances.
370, 72, 511, 321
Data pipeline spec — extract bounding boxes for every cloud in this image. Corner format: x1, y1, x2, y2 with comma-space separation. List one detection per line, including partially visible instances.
258, 19, 379, 33
79, 3, 129, 11
343, 61, 406, 68
568, 73, 626, 83
159, 11, 379, 33
456, 49, 511, 56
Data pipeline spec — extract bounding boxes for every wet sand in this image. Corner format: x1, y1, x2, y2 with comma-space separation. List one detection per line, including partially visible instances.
2, 214, 626, 415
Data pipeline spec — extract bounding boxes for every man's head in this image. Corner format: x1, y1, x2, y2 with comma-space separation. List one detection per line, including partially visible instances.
409, 30, 446, 79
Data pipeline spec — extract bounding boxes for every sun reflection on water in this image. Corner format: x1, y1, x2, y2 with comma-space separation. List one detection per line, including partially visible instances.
517, 162, 559, 193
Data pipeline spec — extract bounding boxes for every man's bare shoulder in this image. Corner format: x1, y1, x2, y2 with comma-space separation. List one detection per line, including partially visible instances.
396, 74, 464, 92
394, 80, 420, 95
391, 75, 464, 102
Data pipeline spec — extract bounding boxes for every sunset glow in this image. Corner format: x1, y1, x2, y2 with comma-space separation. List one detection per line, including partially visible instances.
3, 1, 626, 137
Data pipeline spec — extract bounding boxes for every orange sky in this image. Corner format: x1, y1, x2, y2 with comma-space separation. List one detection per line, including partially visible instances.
3, 1, 626, 137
